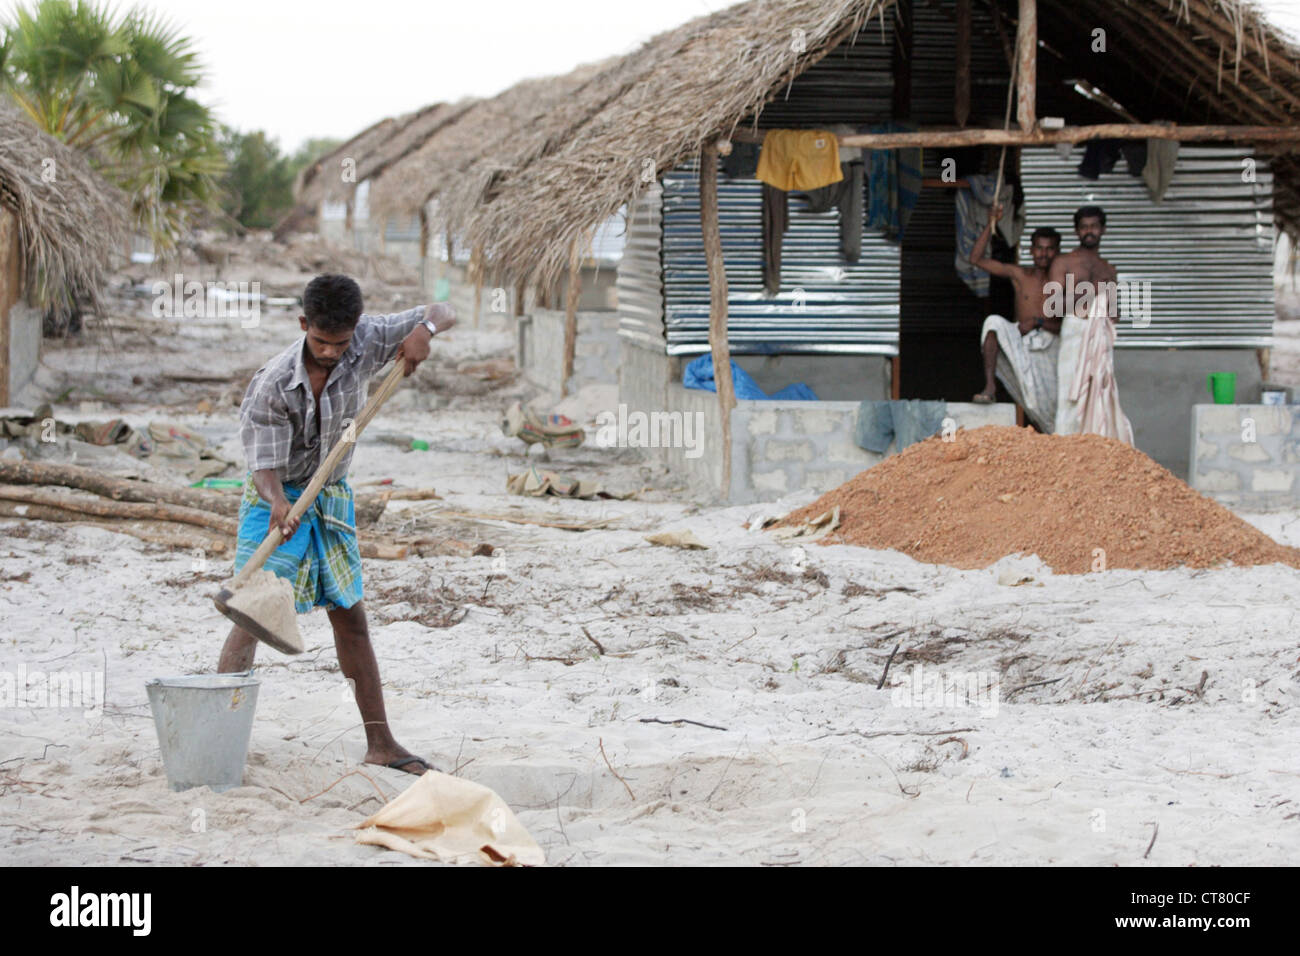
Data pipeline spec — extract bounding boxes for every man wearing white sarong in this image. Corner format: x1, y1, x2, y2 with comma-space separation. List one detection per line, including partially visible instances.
1050, 205, 1134, 443
969, 202, 1062, 431
1055, 289, 1134, 442
979, 315, 1060, 432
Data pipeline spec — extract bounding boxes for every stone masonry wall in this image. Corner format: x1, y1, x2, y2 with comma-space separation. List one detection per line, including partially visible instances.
1190, 404, 1300, 511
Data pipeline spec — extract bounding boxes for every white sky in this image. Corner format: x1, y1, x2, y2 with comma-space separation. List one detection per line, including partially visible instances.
4, 0, 1299, 154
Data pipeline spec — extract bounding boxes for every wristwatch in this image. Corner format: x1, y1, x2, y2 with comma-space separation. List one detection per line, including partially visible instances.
420, 315, 440, 337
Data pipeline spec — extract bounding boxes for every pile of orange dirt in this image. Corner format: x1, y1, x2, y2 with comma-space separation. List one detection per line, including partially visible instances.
775, 425, 1300, 574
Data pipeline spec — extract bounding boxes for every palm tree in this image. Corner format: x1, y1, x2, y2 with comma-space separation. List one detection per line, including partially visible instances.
0, 0, 225, 255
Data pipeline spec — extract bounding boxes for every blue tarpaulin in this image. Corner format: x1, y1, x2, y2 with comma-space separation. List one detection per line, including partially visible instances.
682, 355, 818, 401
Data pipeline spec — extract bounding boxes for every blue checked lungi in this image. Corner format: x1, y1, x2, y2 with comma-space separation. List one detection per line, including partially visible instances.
234, 474, 363, 613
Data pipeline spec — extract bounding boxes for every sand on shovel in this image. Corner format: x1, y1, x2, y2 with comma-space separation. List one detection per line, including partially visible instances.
218, 569, 304, 654
776, 425, 1300, 574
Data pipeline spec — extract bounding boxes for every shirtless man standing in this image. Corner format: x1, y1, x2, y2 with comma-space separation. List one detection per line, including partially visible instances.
1045, 205, 1119, 323
970, 203, 1061, 423
972, 204, 1060, 431
1046, 205, 1133, 440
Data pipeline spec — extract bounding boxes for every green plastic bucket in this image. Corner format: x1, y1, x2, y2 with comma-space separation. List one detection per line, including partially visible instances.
1206, 372, 1236, 405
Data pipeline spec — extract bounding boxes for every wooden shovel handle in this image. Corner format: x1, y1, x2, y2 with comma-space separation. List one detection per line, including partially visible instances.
230, 359, 409, 588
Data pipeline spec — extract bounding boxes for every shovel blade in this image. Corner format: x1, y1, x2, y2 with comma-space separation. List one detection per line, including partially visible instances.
214, 570, 304, 655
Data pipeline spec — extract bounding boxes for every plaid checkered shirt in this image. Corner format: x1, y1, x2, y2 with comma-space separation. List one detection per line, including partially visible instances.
239, 306, 426, 485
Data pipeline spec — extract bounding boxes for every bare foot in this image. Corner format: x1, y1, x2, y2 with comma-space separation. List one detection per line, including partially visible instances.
972, 390, 995, 404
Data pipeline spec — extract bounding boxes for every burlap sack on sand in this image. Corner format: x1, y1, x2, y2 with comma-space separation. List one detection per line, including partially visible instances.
355, 771, 545, 867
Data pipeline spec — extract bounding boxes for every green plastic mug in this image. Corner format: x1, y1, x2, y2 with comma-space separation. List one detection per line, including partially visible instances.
1206, 372, 1236, 405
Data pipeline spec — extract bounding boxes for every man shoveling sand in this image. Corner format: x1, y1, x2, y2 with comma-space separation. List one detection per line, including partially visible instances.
217, 274, 456, 775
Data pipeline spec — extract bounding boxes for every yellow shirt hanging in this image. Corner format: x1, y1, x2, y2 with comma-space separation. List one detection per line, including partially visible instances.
756, 129, 843, 191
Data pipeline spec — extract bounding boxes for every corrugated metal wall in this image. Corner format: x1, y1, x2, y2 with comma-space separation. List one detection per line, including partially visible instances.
657, 163, 899, 355
1020, 146, 1274, 348
616, 184, 666, 350
630, 21, 902, 356
754, 22, 893, 128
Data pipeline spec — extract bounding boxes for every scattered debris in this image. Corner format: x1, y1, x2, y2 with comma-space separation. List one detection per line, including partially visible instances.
645, 529, 709, 550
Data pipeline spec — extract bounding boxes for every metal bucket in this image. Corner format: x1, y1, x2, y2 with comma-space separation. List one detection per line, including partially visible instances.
146, 674, 260, 792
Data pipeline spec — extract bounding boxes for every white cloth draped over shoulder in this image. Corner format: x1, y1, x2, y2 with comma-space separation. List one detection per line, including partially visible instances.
1053, 290, 1134, 444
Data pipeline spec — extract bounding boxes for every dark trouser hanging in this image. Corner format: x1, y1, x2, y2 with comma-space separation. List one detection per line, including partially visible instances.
761, 183, 788, 296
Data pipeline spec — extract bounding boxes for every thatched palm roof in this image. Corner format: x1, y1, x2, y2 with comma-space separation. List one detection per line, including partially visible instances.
365, 57, 618, 222
294, 99, 478, 210
0, 100, 127, 309
463, 0, 1300, 286
463, 0, 887, 285
316, 0, 1300, 287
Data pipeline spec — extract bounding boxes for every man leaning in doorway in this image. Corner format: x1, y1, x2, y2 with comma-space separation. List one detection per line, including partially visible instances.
970, 201, 1062, 432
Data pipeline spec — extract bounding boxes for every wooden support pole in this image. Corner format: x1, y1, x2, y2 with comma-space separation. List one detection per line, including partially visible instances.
471, 244, 483, 328
983, 0, 1014, 69
562, 239, 581, 397
0, 215, 12, 409
1016, 0, 1037, 131
699, 143, 735, 498
892, 0, 913, 120
955, 0, 971, 127
730, 123, 1300, 150
514, 278, 526, 317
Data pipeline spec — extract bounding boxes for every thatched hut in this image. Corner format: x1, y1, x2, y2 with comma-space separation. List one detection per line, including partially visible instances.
291, 99, 477, 252
308, 0, 1300, 503
0, 101, 127, 405
458, 0, 1300, 500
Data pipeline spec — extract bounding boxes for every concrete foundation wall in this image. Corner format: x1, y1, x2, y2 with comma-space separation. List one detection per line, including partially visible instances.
729, 399, 1015, 504
620, 337, 1015, 503
1190, 403, 1300, 510
620, 337, 673, 421
1115, 349, 1263, 478
518, 307, 621, 395
7, 303, 42, 399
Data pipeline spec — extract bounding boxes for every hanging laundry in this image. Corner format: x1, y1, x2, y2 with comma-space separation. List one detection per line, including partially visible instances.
1054, 289, 1133, 443
1077, 139, 1123, 179
863, 123, 922, 240
1143, 138, 1178, 202
1121, 141, 1147, 177
721, 141, 761, 179
761, 182, 789, 295
954, 173, 1025, 297
756, 129, 843, 191
796, 160, 864, 262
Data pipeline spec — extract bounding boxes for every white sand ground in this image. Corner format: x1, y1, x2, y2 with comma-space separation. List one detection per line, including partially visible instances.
2, 302, 1298, 867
